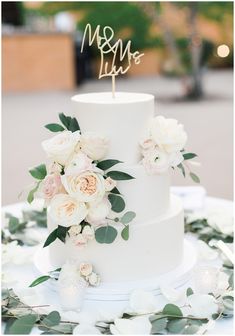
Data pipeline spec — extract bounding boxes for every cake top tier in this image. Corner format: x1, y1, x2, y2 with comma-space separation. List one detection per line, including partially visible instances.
71, 92, 154, 164
72, 92, 154, 105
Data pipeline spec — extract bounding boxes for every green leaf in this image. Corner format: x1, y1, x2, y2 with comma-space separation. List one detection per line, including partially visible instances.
57, 225, 68, 243
186, 287, 194, 297
45, 123, 64, 132
59, 113, 71, 129
222, 297, 234, 311
183, 153, 197, 160
8, 216, 20, 234
68, 117, 80, 132
43, 228, 58, 247
42, 311, 61, 327
29, 275, 51, 288
27, 181, 41, 204
167, 319, 187, 333
151, 317, 167, 333
190, 172, 200, 183
106, 170, 134, 180
162, 304, 183, 317
228, 273, 234, 288
108, 194, 125, 213
95, 225, 118, 244
97, 159, 123, 171
29, 164, 47, 180
120, 211, 136, 224
177, 163, 186, 177
183, 324, 200, 334
110, 187, 121, 194
121, 225, 129, 241
9, 314, 37, 334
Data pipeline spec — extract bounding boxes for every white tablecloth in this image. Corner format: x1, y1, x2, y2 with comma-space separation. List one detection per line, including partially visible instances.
2, 193, 233, 335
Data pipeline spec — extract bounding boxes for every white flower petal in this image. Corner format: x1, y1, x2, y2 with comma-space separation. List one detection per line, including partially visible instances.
112, 317, 151, 335
73, 324, 101, 335
160, 284, 183, 302
188, 294, 218, 318
129, 289, 156, 314
197, 240, 219, 261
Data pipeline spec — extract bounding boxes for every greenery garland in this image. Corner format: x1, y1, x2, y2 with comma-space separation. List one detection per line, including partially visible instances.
1, 207, 234, 335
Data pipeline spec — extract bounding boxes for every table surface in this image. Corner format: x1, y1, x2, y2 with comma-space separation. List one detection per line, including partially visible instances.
2, 195, 233, 335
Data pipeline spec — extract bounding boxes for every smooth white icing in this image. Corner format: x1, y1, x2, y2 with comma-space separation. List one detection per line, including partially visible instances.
71, 92, 154, 164
114, 164, 170, 221
48, 195, 184, 282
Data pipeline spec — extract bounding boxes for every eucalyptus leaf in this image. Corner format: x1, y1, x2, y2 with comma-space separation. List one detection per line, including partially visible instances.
167, 319, 187, 333
8, 216, 20, 234
97, 159, 123, 171
162, 304, 183, 317
186, 287, 194, 297
108, 194, 125, 213
95, 226, 118, 244
27, 181, 41, 204
121, 225, 129, 241
228, 273, 234, 288
9, 314, 37, 334
177, 163, 186, 177
106, 170, 134, 180
151, 317, 167, 333
183, 153, 197, 160
190, 172, 200, 183
29, 275, 51, 287
29, 164, 47, 180
45, 123, 64, 132
182, 324, 200, 334
42, 311, 61, 327
43, 228, 58, 248
120, 211, 136, 224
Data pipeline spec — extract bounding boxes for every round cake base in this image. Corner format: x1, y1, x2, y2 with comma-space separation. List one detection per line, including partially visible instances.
33, 239, 197, 302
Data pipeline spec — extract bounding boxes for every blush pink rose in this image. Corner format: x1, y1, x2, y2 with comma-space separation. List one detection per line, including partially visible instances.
42, 174, 64, 200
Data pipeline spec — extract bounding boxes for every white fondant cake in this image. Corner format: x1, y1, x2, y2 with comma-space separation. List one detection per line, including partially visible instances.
47, 92, 184, 282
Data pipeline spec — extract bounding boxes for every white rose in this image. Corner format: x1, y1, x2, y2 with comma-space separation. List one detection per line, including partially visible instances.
50, 194, 87, 227
142, 148, 170, 174
88, 272, 100, 286
62, 171, 106, 203
149, 116, 187, 153
65, 152, 93, 176
42, 131, 80, 165
80, 132, 109, 160
80, 263, 93, 277
86, 198, 111, 226
104, 177, 117, 192
82, 225, 95, 241
68, 225, 82, 237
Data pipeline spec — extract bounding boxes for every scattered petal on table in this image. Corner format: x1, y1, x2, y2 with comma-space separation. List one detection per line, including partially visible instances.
188, 294, 218, 318
110, 316, 152, 335
128, 289, 157, 314
73, 324, 101, 335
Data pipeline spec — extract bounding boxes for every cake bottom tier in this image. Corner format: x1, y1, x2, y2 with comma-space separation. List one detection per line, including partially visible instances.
47, 195, 184, 282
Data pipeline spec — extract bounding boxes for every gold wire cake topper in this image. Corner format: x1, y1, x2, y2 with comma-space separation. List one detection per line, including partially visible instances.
81, 23, 144, 98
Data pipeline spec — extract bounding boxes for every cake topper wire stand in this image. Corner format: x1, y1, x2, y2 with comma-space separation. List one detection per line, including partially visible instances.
81, 23, 144, 99
33, 239, 197, 302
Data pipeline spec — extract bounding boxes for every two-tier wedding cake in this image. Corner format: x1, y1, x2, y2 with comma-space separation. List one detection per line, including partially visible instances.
46, 92, 184, 282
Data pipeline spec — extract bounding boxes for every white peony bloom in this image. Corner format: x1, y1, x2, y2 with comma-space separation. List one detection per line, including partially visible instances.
86, 198, 111, 226
149, 116, 187, 153
140, 138, 156, 151
65, 152, 93, 176
188, 294, 218, 318
73, 324, 101, 335
82, 225, 95, 241
104, 177, 117, 192
80, 263, 93, 277
142, 148, 170, 174
110, 316, 152, 335
207, 208, 233, 236
50, 194, 87, 227
42, 131, 81, 165
80, 132, 109, 160
129, 289, 157, 314
62, 171, 106, 203
88, 272, 101, 286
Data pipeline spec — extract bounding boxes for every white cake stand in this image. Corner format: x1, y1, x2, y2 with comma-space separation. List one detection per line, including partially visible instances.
33, 239, 197, 302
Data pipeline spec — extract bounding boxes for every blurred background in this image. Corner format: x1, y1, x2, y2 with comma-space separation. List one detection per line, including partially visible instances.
2, 1, 233, 205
